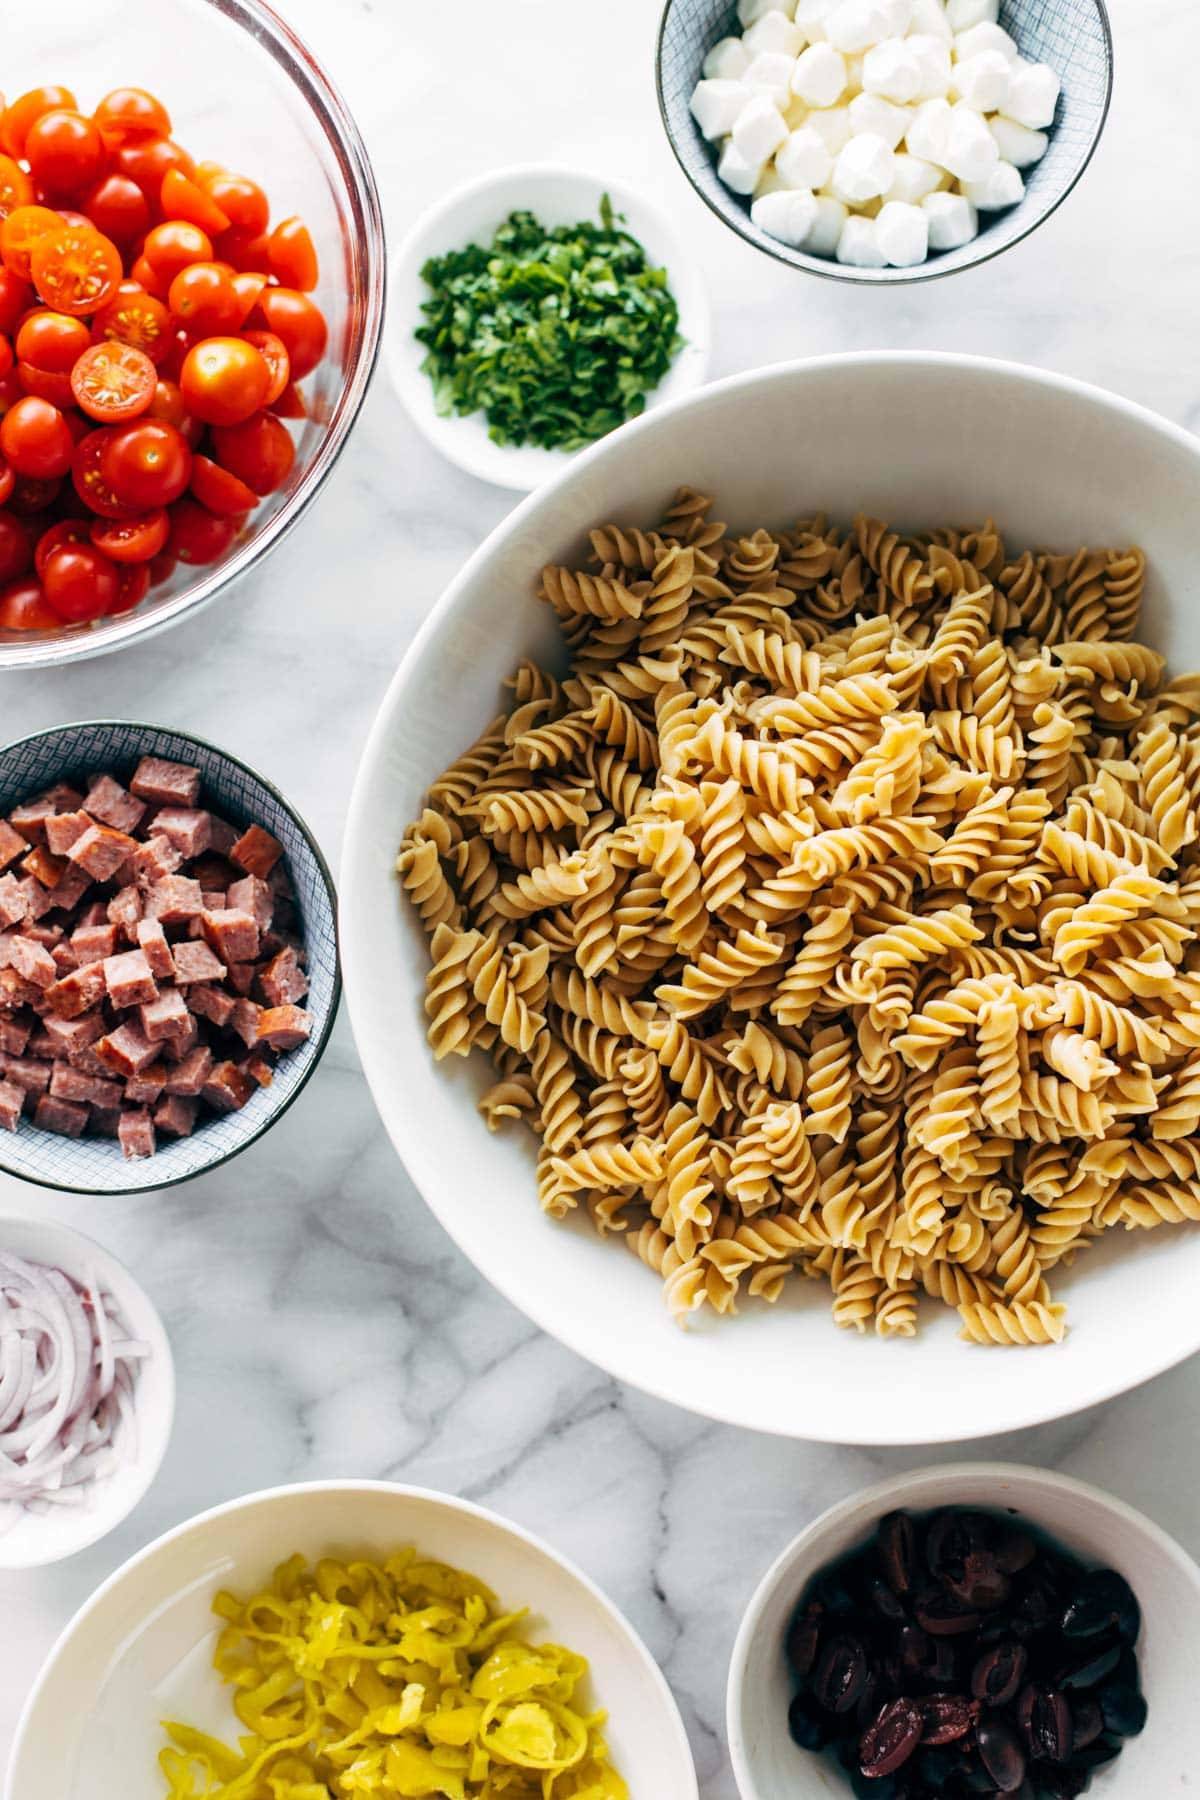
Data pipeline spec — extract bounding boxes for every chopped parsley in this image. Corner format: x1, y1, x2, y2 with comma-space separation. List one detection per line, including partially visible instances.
415, 196, 683, 453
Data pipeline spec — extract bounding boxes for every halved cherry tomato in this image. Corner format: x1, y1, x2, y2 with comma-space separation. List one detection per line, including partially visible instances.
72, 428, 136, 518
109, 560, 150, 612
161, 167, 229, 236
266, 217, 318, 292
113, 136, 194, 206
250, 287, 327, 378
82, 173, 149, 247
241, 329, 289, 406
0, 511, 31, 580
0, 88, 77, 160
146, 547, 176, 586
17, 363, 75, 407
17, 309, 90, 373
30, 222, 121, 315
25, 110, 106, 198
168, 495, 240, 565
93, 88, 171, 142
141, 220, 211, 285
200, 172, 268, 235
0, 337, 11, 382
70, 341, 156, 422
1, 206, 63, 280
231, 270, 267, 326
89, 507, 168, 563
212, 225, 270, 273
190, 453, 257, 517
210, 411, 294, 495
91, 285, 172, 363
0, 271, 31, 336
100, 417, 191, 509
0, 574, 57, 629
0, 459, 13, 506
128, 254, 166, 299
42, 540, 118, 620
34, 516, 90, 577
8, 474, 60, 514
167, 261, 240, 335
0, 157, 34, 222
179, 336, 269, 426
0, 396, 73, 478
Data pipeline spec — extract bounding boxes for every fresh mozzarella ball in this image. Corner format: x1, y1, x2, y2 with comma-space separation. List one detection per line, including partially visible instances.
744, 12, 806, 55
951, 50, 1011, 112
733, 93, 791, 162
940, 100, 1000, 181
745, 51, 800, 105
791, 41, 849, 105
739, 0, 796, 24
849, 90, 912, 148
690, 79, 749, 140
754, 161, 790, 196
877, 0, 914, 32
946, 0, 999, 26
826, 0, 891, 54
794, 0, 835, 39
954, 21, 1018, 61
863, 39, 924, 102
776, 122, 836, 185
832, 131, 896, 201
965, 159, 1024, 208
886, 150, 943, 202
876, 198, 929, 264
1005, 60, 1061, 129
782, 93, 811, 126
906, 33, 953, 98
844, 52, 865, 92
718, 136, 767, 193
805, 104, 855, 151
837, 213, 887, 264
923, 189, 979, 248
807, 193, 849, 252
906, 95, 953, 162
703, 37, 751, 80
906, 0, 953, 41
752, 187, 820, 245
988, 113, 1049, 167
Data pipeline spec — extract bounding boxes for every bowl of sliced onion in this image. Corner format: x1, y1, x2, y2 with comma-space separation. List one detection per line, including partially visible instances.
0, 1212, 173, 1568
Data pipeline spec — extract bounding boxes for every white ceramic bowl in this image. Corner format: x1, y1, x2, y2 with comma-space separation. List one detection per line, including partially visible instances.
387, 164, 711, 490
727, 1462, 1200, 1799
7, 1479, 697, 1800
343, 351, 1200, 1444
0, 1215, 173, 1570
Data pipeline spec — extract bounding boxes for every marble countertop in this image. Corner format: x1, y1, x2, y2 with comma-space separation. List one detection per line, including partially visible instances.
1, 0, 1196, 1791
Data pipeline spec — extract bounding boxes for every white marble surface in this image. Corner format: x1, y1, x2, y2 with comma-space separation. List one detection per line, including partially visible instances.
1, 0, 1198, 1791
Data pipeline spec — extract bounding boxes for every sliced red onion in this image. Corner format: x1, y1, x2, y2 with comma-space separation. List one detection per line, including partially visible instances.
0, 1251, 149, 1527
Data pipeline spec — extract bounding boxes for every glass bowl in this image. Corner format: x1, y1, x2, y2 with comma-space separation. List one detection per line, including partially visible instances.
0, 0, 385, 670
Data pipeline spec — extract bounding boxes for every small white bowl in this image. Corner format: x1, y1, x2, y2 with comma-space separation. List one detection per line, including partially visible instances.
8, 1480, 697, 1799
387, 164, 711, 490
0, 1215, 174, 1570
728, 1462, 1200, 1800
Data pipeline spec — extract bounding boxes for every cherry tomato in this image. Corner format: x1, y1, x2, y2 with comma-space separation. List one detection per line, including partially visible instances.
211, 411, 294, 496
200, 172, 268, 235
1, 206, 63, 280
70, 341, 157, 422
34, 516, 90, 577
93, 88, 171, 142
128, 254, 166, 299
240, 328, 290, 406
30, 222, 121, 315
266, 217, 318, 292
0, 271, 31, 336
142, 220, 212, 285
0, 574, 57, 629
16, 309, 89, 373
250, 287, 327, 378
0, 157, 34, 223
9, 474, 60, 514
0, 337, 11, 382
72, 427, 135, 517
231, 270, 267, 325
100, 417, 191, 509
113, 136, 194, 207
0, 396, 73, 478
91, 285, 172, 363
190, 454, 257, 517
146, 377, 188, 427
25, 110, 106, 198
180, 336, 269, 427
147, 547, 176, 586
82, 173, 149, 247
0, 88, 77, 160
89, 507, 168, 563
167, 262, 240, 335
160, 167, 229, 236
109, 560, 150, 612
0, 459, 13, 506
42, 540, 118, 621
17, 363, 75, 407
167, 496, 240, 565
0, 510, 31, 580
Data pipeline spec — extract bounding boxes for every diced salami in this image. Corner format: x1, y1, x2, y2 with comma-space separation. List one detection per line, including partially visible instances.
107, 885, 143, 939
0, 968, 39, 1011
258, 945, 309, 1008
103, 949, 158, 1009
21, 846, 66, 890
131, 833, 183, 886
89, 1107, 121, 1138
154, 1093, 198, 1137
46, 962, 108, 1019
145, 874, 204, 924
0, 876, 27, 930
255, 1005, 312, 1051
118, 1108, 156, 1159
0, 1077, 23, 1131
163, 1012, 199, 1061
95, 1022, 159, 1077
201, 1060, 254, 1113
191, 852, 235, 890
17, 878, 54, 922
0, 1054, 51, 1095
44, 811, 95, 857
71, 922, 119, 965
26, 1027, 57, 1058
200, 889, 226, 913
208, 816, 239, 855
201, 908, 259, 964
8, 937, 56, 990
170, 939, 225, 984
139, 988, 190, 1042
230, 998, 262, 1048
69, 823, 140, 882
162, 1044, 213, 1096
0, 821, 26, 872
83, 774, 145, 834
33, 1093, 88, 1138
51, 943, 78, 977
43, 1010, 106, 1056
242, 1048, 274, 1088
188, 984, 236, 1029
48, 864, 92, 915
0, 1016, 31, 1057
153, 807, 212, 859
230, 823, 283, 879
124, 1063, 167, 1105
135, 917, 174, 981
225, 961, 257, 996
10, 787, 79, 845
130, 756, 201, 808
49, 1063, 124, 1110
226, 874, 273, 934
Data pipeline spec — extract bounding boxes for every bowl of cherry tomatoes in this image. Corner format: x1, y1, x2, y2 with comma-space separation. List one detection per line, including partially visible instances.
0, 0, 384, 668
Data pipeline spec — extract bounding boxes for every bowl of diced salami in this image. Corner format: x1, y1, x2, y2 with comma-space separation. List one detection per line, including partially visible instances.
0, 721, 339, 1193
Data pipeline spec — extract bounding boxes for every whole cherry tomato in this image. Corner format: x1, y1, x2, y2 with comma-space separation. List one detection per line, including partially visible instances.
91, 284, 173, 364
34, 516, 91, 577
142, 220, 212, 285
161, 168, 229, 236
82, 173, 149, 247
0, 511, 31, 581
146, 377, 188, 428
93, 88, 172, 142
167, 495, 240, 564
16, 309, 90, 373
1, 206, 63, 281
180, 336, 269, 427
16, 363, 75, 407
0, 458, 13, 505
25, 110, 106, 198
100, 417, 191, 509
8, 474, 60, 514
210, 411, 294, 495
0, 157, 34, 222
167, 262, 240, 336
0, 396, 74, 478
0, 88, 77, 160
0, 271, 32, 336
42, 540, 119, 621
250, 287, 327, 378
0, 338, 11, 382
190, 454, 257, 517
200, 172, 268, 235
109, 560, 150, 612
70, 341, 157, 422
266, 217, 318, 292
0, 574, 57, 629
89, 508, 169, 563
30, 222, 122, 315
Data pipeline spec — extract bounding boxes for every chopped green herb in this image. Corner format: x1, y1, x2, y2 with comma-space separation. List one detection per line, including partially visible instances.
415, 197, 683, 453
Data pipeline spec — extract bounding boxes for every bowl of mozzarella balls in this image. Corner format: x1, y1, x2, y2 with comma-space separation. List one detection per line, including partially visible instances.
658, 0, 1112, 279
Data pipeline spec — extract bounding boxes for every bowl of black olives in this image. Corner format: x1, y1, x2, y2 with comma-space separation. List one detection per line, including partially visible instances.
727, 1463, 1199, 1800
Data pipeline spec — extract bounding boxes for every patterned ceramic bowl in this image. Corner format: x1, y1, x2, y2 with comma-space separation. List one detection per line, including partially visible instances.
0, 721, 339, 1196
656, 0, 1113, 284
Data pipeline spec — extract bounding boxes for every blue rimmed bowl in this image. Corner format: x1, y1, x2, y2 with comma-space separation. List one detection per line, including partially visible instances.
0, 720, 339, 1196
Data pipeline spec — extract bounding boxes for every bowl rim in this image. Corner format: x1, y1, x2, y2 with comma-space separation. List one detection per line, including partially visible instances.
5, 1476, 699, 1800
725, 1459, 1200, 1800
386, 159, 713, 491
0, 0, 387, 672
654, 0, 1115, 286
0, 717, 342, 1197
343, 348, 1200, 1444
0, 1211, 175, 1570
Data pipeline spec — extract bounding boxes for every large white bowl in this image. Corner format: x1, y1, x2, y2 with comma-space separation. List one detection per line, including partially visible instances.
728, 1463, 1200, 1799
7, 1480, 697, 1799
342, 352, 1200, 1445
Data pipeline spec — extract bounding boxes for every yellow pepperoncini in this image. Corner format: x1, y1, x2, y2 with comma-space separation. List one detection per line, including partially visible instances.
158, 1549, 628, 1800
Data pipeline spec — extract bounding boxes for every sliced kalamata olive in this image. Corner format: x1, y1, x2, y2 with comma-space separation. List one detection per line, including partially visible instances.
925, 1509, 990, 1581
1015, 1582, 1056, 1633
855, 1669, 881, 1733
1070, 1698, 1103, 1750
1057, 1641, 1121, 1691
814, 1634, 869, 1713
995, 1528, 1038, 1575
946, 1551, 1010, 1612
919, 1692, 979, 1745
787, 1689, 830, 1751
915, 1591, 982, 1637
878, 1510, 917, 1596
971, 1640, 1027, 1705
1099, 1681, 1148, 1738
859, 1697, 924, 1779
1061, 1569, 1140, 1646
978, 1718, 1027, 1793
899, 1624, 932, 1678
786, 1606, 821, 1678
868, 1575, 908, 1623
1023, 1688, 1073, 1763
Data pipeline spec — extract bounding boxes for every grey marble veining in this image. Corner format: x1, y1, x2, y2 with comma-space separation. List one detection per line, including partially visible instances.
1, 1, 1197, 1792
